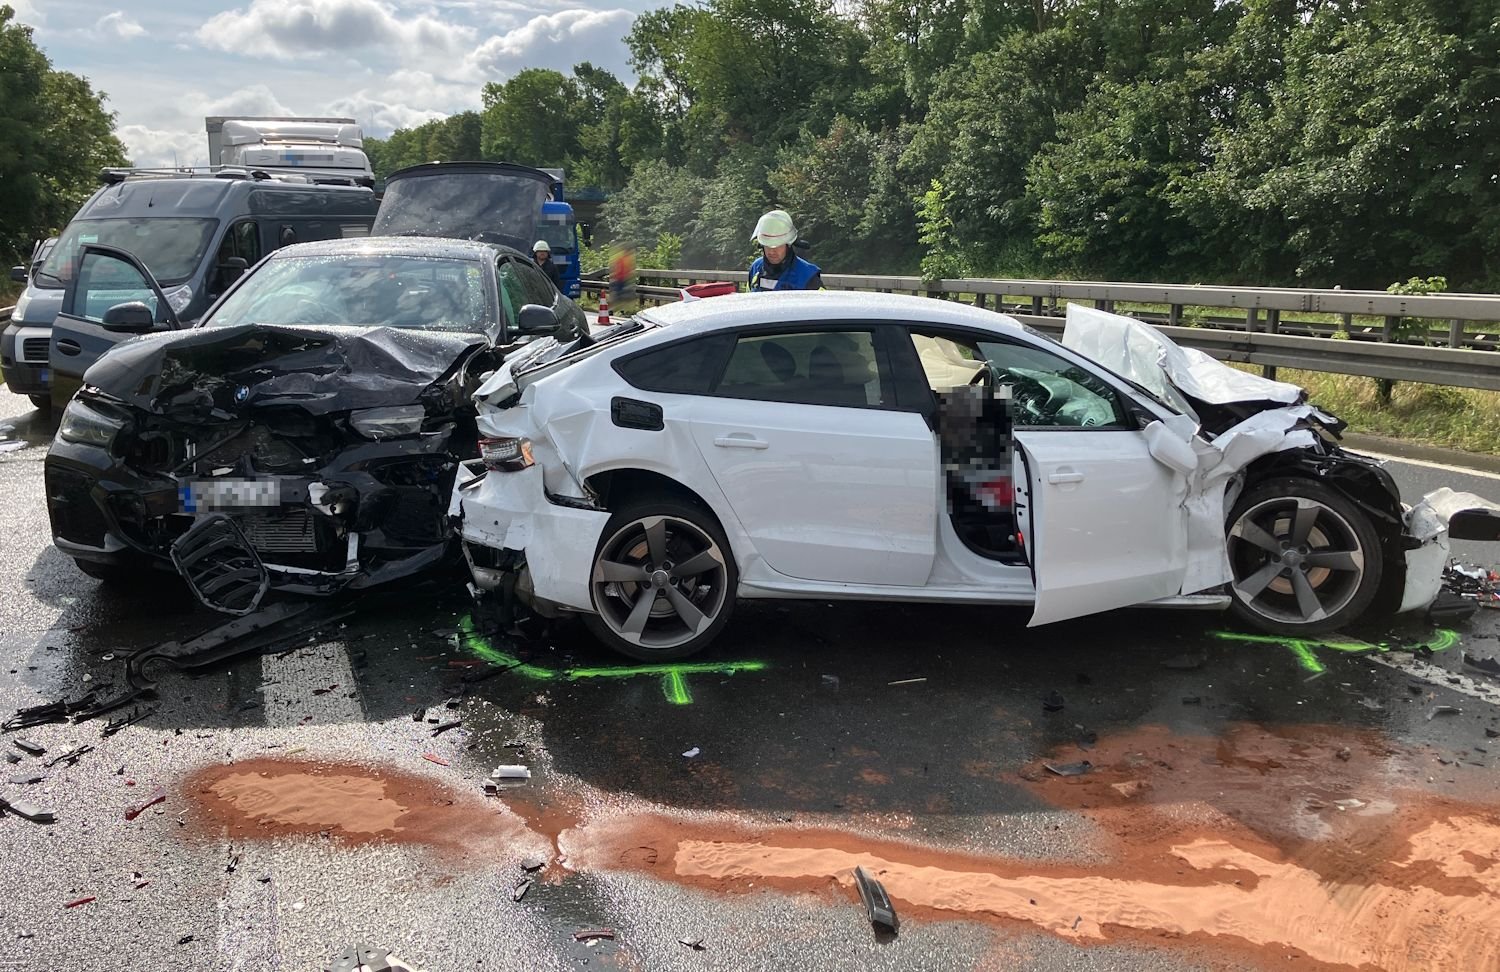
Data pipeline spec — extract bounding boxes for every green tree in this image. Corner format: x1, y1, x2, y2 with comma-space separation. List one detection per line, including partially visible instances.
481, 69, 584, 167
0, 6, 127, 269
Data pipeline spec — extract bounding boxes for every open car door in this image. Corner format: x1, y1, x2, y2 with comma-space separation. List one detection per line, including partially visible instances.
1015, 427, 1191, 626
49, 244, 180, 408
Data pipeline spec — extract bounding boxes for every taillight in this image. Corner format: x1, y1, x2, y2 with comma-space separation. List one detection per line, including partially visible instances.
479, 436, 534, 472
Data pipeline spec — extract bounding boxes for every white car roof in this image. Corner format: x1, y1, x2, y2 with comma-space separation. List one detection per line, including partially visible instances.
637, 291, 1027, 337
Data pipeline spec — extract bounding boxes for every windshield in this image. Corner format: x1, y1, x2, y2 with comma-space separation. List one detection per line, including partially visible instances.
204, 253, 492, 334
36, 218, 217, 288
538, 216, 575, 253
373, 168, 550, 251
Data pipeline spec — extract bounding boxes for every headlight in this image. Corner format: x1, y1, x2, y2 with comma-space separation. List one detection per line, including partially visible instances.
11, 290, 32, 321
58, 400, 125, 448
350, 405, 425, 440
164, 284, 193, 314
479, 436, 534, 472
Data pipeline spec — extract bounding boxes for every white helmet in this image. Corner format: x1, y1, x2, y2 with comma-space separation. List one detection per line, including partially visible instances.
752, 210, 797, 247
533, 240, 550, 253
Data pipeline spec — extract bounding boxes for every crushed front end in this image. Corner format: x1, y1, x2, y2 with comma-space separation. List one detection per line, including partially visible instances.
46, 324, 499, 613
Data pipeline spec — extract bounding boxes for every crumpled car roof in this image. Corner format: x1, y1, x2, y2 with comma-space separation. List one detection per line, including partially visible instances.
82, 323, 485, 417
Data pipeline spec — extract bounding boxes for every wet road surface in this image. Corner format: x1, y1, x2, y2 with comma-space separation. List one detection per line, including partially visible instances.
1, 393, 1499, 971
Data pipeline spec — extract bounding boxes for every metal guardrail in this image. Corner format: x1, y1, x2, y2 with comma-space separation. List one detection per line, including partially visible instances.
1, 306, 12, 325
583, 273, 1500, 391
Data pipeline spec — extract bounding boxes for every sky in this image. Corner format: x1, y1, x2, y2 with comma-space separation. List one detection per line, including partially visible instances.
13, 0, 647, 167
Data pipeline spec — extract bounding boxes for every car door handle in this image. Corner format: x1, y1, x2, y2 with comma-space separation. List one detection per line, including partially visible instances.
714, 434, 769, 450
1048, 469, 1085, 484
56, 340, 81, 356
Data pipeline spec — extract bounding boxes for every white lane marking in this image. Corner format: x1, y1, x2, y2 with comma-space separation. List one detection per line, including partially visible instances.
1353, 450, 1500, 483
1365, 652, 1500, 707
215, 638, 366, 972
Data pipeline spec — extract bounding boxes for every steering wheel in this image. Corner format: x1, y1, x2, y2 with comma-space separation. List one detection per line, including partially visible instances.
1001, 371, 1055, 422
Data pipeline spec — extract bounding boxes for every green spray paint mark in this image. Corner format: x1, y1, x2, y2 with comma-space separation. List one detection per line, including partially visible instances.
1212, 628, 1460, 675
455, 614, 766, 704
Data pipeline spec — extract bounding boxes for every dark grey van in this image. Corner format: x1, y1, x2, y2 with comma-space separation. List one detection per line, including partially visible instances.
1, 171, 377, 408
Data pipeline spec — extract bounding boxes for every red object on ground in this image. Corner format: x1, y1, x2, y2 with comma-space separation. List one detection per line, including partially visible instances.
421, 753, 450, 766
124, 789, 166, 821
682, 281, 737, 299
63, 896, 96, 908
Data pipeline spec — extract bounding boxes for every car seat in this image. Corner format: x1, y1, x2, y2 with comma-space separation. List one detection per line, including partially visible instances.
808, 343, 875, 406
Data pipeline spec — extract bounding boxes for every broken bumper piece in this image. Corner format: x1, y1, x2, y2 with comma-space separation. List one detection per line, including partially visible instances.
1400, 488, 1500, 615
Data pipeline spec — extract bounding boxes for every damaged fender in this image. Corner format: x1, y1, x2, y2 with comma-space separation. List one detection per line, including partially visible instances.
1401, 488, 1500, 613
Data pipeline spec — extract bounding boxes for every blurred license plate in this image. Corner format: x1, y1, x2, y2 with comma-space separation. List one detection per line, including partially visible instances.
180, 479, 280, 512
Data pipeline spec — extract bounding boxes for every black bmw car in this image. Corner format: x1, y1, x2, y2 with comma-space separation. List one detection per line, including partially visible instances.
45, 226, 586, 614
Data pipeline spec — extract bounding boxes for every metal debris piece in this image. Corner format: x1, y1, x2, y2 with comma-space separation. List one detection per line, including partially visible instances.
853, 865, 899, 933
63, 897, 95, 909
420, 753, 449, 766
177, 935, 196, 945
1464, 652, 1500, 677
681, 747, 700, 758
1487, 728, 1500, 739
887, 677, 926, 686
1043, 760, 1092, 777
12, 739, 45, 756
327, 943, 427, 972
521, 857, 547, 872
0, 796, 56, 824
573, 929, 615, 942
1428, 705, 1463, 721
1041, 691, 1065, 713
678, 938, 706, 951
101, 707, 157, 737
511, 879, 532, 902
7, 773, 46, 785
411, 707, 426, 722
3, 752, 18, 764
43, 745, 93, 768
3, 692, 97, 731
124, 789, 166, 821
492, 765, 530, 780
429, 720, 462, 737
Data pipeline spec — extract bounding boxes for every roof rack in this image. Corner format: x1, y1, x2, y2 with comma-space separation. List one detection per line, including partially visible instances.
97, 166, 367, 187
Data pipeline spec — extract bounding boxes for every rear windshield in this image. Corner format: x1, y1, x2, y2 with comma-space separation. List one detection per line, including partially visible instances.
373, 170, 550, 251
204, 253, 491, 334
36, 218, 218, 288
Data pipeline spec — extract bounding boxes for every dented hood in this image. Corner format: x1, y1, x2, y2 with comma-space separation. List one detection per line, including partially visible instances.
1063, 304, 1305, 417
82, 323, 484, 417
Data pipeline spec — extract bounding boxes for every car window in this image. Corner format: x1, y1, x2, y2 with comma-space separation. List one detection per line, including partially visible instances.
71, 251, 160, 322
614, 334, 733, 394
911, 330, 1127, 428
37, 218, 217, 288
714, 330, 887, 408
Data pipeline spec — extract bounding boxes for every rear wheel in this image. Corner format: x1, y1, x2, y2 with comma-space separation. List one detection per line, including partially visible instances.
583, 498, 736, 661
29, 394, 50, 413
1225, 478, 1383, 635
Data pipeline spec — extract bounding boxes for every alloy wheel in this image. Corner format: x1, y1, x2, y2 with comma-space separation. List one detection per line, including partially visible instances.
591, 514, 729, 651
1227, 495, 1367, 625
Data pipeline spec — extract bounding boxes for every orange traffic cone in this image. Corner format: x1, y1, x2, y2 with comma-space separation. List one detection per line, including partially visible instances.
597, 286, 610, 326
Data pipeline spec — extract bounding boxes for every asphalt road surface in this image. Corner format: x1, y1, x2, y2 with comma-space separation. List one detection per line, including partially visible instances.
2, 392, 1499, 972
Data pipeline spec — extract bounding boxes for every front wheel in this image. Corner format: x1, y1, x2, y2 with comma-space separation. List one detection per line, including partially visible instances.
29, 394, 50, 413
583, 498, 736, 661
1225, 478, 1384, 635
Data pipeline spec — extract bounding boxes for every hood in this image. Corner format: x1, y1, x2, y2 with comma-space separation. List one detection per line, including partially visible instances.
10, 282, 63, 326
371, 162, 553, 252
1062, 304, 1306, 422
82, 323, 484, 418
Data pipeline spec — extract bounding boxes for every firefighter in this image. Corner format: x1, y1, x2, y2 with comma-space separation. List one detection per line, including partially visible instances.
748, 210, 823, 292
532, 240, 563, 288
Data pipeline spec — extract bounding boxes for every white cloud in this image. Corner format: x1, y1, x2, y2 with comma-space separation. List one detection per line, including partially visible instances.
201, 83, 295, 119
326, 92, 449, 133
95, 11, 146, 40
8, 0, 43, 27
196, 0, 473, 60
465, 8, 634, 80
117, 123, 208, 169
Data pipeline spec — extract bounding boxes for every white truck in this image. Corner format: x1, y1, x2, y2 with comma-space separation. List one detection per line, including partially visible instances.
205, 116, 374, 186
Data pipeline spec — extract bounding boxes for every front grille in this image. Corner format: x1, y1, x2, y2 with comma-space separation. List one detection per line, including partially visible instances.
21, 338, 48, 363
235, 509, 318, 553
46, 467, 111, 546
383, 490, 446, 543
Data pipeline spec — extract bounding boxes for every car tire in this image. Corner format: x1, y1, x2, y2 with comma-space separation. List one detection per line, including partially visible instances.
29, 394, 50, 413
1225, 477, 1384, 636
583, 497, 736, 661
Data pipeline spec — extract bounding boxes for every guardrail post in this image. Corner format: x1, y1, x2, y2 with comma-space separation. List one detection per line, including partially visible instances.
1450, 319, 1464, 348
1031, 296, 1044, 316
1168, 304, 1181, 327
1245, 308, 1258, 333
1383, 315, 1399, 343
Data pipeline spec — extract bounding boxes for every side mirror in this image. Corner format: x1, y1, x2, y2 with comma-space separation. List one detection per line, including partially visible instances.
516, 303, 558, 334
9, 266, 25, 283
219, 256, 249, 286
101, 301, 159, 333
1142, 419, 1200, 476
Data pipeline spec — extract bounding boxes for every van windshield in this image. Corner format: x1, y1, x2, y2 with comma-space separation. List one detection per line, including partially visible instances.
373, 169, 549, 251
35, 218, 218, 289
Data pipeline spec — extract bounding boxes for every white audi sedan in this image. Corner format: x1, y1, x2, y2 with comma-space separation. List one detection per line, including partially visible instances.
449, 291, 1497, 660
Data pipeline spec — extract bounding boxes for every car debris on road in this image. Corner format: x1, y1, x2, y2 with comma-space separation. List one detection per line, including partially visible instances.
853, 865, 900, 934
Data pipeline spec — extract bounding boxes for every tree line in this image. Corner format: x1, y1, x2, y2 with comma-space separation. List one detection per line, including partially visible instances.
0, 6, 128, 282
368, 0, 1499, 290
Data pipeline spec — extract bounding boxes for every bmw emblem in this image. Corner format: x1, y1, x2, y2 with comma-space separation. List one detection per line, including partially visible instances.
234, 385, 250, 404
